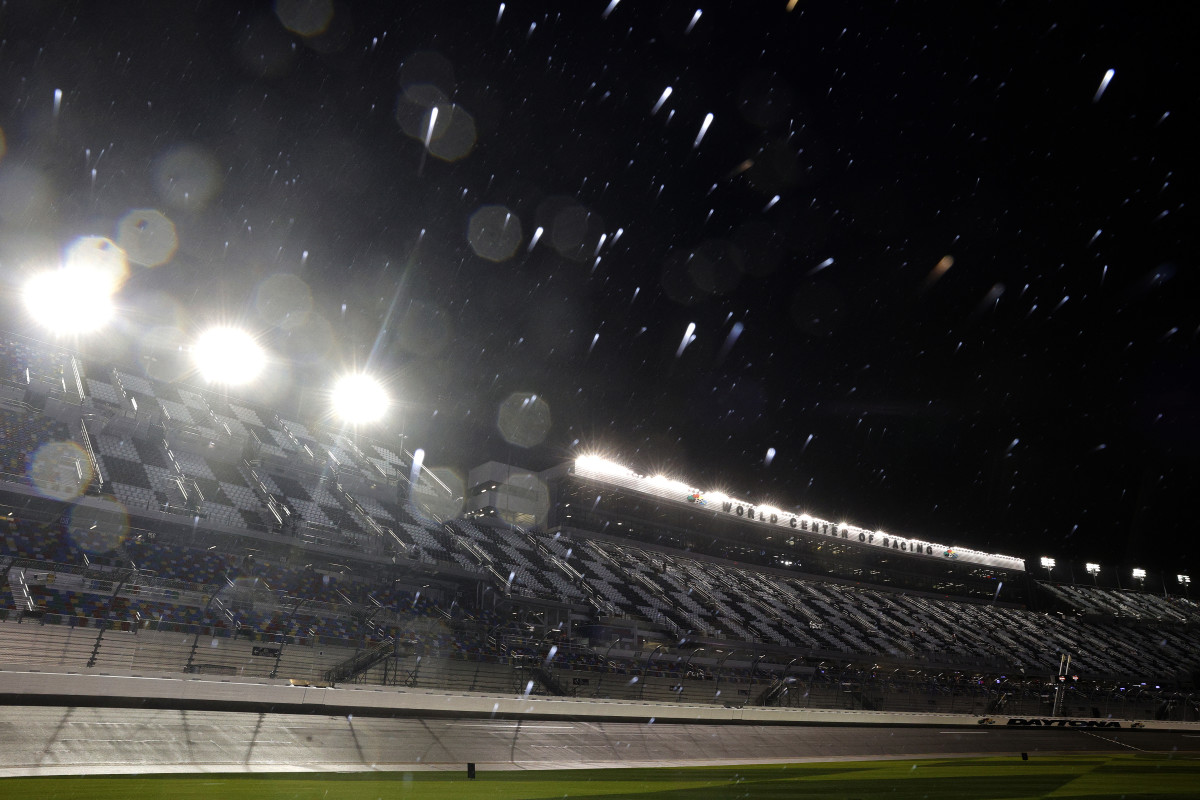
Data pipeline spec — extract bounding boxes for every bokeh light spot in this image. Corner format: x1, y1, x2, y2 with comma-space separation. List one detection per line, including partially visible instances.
398, 51, 456, 94
65, 235, 129, 292
428, 105, 477, 162
0, 163, 51, 224
274, 0, 334, 36
536, 196, 605, 262
395, 84, 451, 141
419, 466, 465, 522
29, 442, 93, 501
256, 273, 314, 330
685, 239, 744, 295
139, 324, 191, 383
116, 208, 178, 267
279, 313, 335, 364
153, 145, 222, 210
67, 497, 129, 554
468, 205, 522, 262
498, 392, 552, 448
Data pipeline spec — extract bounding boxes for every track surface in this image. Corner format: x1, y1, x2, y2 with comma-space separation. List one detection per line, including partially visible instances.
3, 707, 1198, 776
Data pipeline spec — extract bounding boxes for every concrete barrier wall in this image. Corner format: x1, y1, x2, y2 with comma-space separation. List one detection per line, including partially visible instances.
3, 668, 1198, 731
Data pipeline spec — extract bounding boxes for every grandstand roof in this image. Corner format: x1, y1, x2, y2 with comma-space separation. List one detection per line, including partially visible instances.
570, 455, 1026, 571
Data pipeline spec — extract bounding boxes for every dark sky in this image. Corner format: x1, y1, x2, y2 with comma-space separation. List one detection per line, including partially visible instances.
0, 2, 1195, 574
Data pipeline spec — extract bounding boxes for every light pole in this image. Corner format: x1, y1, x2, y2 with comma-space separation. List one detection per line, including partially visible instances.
86, 562, 137, 668
593, 636, 623, 698
270, 595, 312, 679
768, 656, 800, 708
185, 554, 252, 673
714, 648, 741, 703
748, 653, 768, 701
640, 643, 667, 700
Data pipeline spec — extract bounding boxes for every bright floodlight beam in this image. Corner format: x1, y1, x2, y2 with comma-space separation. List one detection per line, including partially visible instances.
193, 327, 266, 385
332, 373, 389, 424
23, 268, 115, 335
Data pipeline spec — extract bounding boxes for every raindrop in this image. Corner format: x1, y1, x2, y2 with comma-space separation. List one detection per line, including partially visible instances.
1093, 68, 1115, 103
808, 257, 834, 275
676, 322, 697, 356
424, 106, 439, 148
693, 113, 714, 148
651, 86, 673, 115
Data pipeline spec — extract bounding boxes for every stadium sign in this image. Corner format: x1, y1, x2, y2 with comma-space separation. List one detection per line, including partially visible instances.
715, 500, 941, 556
979, 717, 1125, 729
573, 456, 1026, 572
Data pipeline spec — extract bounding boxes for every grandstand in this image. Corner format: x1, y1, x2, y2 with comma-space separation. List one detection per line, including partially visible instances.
2, 330, 1198, 723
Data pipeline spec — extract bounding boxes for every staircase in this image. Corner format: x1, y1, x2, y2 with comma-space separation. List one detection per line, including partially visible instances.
323, 638, 397, 684
532, 665, 571, 696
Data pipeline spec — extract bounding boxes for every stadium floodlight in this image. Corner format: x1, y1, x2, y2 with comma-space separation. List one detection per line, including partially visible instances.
1085, 562, 1101, 575
1132, 567, 1146, 580
1179, 575, 1191, 585
1040, 557, 1056, 570
23, 267, 115, 335
649, 474, 693, 494
331, 373, 389, 423
192, 327, 266, 385
575, 454, 639, 478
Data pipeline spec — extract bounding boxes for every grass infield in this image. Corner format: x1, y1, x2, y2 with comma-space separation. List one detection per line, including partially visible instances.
2, 753, 1198, 798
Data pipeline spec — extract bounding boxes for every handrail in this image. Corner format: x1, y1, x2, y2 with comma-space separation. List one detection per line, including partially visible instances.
77, 418, 105, 490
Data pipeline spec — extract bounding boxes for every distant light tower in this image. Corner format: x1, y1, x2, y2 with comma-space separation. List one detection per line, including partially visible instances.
1179, 574, 1191, 599
1085, 563, 1101, 587
1132, 567, 1146, 588
332, 373, 389, 425
1040, 556, 1056, 582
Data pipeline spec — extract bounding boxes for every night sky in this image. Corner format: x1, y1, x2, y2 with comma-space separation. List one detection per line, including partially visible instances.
0, 2, 1195, 575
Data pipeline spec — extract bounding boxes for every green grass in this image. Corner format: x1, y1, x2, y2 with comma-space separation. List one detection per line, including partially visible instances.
3, 754, 1198, 798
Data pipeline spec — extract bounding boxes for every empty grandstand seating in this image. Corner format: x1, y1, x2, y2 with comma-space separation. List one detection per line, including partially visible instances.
0, 335, 74, 392
0, 407, 75, 483
3, 333, 1200, 722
